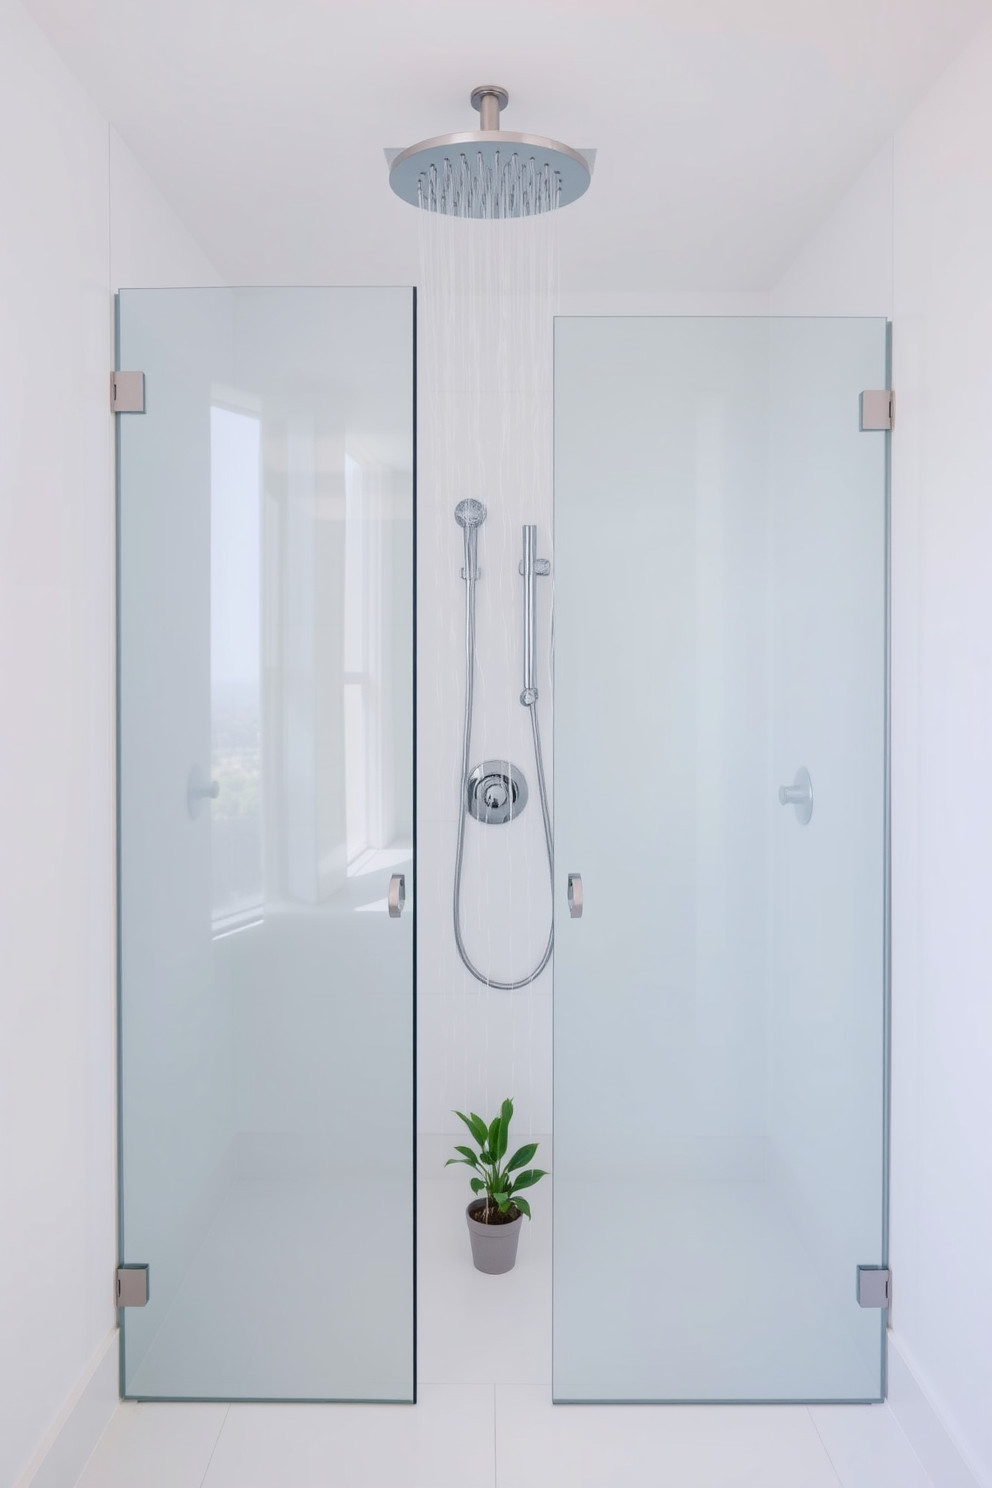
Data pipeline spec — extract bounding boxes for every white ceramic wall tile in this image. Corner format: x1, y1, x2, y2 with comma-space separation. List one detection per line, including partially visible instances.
417, 991, 552, 1138
808, 1404, 933, 1488
495, 1389, 841, 1488
416, 813, 555, 1004
418, 1177, 551, 1386
75, 1404, 228, 1488
201, 1387, 495, 1488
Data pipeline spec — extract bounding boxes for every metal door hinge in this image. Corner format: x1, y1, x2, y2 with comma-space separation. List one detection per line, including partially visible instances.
111, 371, 145, 414
116, 1264, 149, 1307
860, 390, 893, 431
856, 1265, 890, 1308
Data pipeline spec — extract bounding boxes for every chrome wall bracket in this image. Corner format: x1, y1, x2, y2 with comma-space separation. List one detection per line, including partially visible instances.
466, 761, 528, 825
388, 874, 406, 917
117, 1264, 149, 1307
778, 767, 813, 825
856, 1266, 891, 1308
112, 370, 146, 414
860, 390, 893, 431
567, 872, 583, 919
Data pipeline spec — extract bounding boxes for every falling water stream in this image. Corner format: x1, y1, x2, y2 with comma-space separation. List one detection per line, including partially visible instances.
418, 202, 560, 1139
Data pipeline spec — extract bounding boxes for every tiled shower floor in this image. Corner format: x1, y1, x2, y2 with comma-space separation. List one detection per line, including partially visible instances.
74, 1165, 932, 1488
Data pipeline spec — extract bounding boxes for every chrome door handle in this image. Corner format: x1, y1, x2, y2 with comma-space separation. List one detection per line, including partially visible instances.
778, 766, 813, 825
567, 873, 583, 919
388, 874, 406, 918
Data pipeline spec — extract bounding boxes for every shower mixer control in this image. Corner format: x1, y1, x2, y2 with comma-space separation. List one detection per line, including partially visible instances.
466, 761, 528, 826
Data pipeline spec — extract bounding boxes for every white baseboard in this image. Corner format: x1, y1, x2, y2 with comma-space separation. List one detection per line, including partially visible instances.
887, 1330, 985, 1488
18, 1330, 118, 1488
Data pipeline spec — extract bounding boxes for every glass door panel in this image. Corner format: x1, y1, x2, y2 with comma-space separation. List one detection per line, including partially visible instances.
553, 316, 888, 1402
117, 288, 415, 1401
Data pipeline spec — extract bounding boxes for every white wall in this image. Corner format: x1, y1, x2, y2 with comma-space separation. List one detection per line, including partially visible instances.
0, 6, 114, 1481
0, 0, 221, 1479
770, 142, 894, 319
110, 128, 225, 296
770, 19, 992, 1484
889, 19, 992, 1485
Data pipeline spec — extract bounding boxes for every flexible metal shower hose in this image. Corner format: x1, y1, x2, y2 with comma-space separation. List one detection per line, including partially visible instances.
452, 565, 554, 989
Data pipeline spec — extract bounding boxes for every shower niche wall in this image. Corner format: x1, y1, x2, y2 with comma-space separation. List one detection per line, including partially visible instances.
553, 317, 889, 1403
116, 288, 415, 1401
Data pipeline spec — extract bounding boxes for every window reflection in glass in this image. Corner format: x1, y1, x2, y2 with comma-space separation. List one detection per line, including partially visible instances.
210, 405, 263, 928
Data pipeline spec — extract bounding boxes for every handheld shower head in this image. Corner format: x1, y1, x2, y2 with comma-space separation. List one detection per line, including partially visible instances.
454, 500, 486, 580
454, 499, 487, 529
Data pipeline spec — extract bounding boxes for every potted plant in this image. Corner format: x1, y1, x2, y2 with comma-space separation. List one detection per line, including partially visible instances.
446, 1097, 547, 1274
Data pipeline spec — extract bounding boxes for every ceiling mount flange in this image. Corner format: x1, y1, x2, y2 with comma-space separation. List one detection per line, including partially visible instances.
470, 84, 509, 111
470, 85, 509, 131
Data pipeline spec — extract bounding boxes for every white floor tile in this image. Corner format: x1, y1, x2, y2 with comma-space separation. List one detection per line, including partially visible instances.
75, 1403, 228, 1488
808, 1403, 934, 1488
417, 1175, 552, 1385
201, 1386, 495, 1488
495, 1388, 841, 1488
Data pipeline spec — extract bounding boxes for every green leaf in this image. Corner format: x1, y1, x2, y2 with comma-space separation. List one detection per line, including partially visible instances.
455, 1110, 489, 1147
452, 1145, 481, 1166
496, 1100, 512, 1159
509, 1168, 547, 1192
469, 1177, 485, 1193
512, 1196, 532, 1220
493, 1191, 511, 1212
488, 1116, 502, 1156
505, 1142, 538, 1172
444, 1157, 478, 1168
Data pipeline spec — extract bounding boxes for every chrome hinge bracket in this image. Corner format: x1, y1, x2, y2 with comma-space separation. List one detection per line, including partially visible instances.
860, 390, 893, 431
856, 1265, 891, 1308
111, 370, 145, 414
116, 1264, 149, 1307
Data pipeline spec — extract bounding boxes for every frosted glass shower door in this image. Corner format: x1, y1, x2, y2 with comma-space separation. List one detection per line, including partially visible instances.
553, 317, 888, 1402
117, 288, 415, 1401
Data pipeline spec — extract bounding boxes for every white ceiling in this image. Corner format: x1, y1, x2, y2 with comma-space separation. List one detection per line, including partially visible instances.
22, 0, 992, 290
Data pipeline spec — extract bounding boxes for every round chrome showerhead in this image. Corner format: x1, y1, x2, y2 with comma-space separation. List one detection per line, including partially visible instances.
389, 86, 591, 219
454, 499, 487, 528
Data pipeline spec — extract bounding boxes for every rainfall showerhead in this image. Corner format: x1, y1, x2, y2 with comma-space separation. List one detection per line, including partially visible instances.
454, 499, 487, 529
388, 86, 592, 219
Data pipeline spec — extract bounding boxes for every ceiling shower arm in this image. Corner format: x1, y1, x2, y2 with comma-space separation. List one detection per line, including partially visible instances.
470, 85, 509, 132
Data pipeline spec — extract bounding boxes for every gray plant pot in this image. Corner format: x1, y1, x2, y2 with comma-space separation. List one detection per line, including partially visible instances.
466, 1199, 523, 1274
